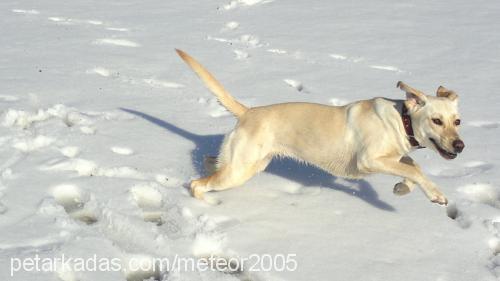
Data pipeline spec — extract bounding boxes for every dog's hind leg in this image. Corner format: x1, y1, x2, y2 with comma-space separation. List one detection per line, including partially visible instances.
190, 156, 271, 201
190, 128, 272, 201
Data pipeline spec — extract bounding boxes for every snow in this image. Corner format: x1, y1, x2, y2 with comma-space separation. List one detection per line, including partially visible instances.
1, 0, 500, 280
93, 38, 141, 48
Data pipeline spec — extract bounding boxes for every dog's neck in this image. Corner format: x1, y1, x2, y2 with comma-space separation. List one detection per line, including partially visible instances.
399, 101, 424, 149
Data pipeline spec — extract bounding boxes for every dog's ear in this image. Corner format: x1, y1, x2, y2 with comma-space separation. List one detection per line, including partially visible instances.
436, 86, 458, 101
397, 81, 427, 109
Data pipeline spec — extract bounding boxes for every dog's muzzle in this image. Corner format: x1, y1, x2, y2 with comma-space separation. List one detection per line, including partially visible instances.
453, 139, 465, 153
430, 138, 462, 160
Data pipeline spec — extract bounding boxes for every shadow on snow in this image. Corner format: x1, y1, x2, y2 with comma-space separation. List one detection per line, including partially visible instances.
121, 108, 395, 211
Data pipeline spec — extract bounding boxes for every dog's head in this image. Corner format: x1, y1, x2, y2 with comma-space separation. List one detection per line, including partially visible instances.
397, 81, 464, 160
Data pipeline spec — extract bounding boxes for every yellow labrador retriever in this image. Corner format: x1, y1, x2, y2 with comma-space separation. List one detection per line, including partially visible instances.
176, 49, 464, 205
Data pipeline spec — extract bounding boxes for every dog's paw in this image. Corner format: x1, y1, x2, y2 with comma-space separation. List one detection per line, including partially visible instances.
189, 179, 201, 193
190, 179, 219, 205
393, 182, 411, 196
429, 192, 448, 205
190, 185, 220, 206
190, 184, 205, 200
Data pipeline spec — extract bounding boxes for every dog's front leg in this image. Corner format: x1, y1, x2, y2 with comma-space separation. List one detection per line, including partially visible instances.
362, 156, 447, 205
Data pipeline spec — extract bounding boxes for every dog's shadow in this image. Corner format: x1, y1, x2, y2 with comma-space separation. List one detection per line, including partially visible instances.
121, 108, 395, 211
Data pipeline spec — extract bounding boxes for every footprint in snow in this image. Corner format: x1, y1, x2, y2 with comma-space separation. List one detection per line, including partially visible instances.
489, 237, 500, 255
447, 183, 500, 235
446, 202, 472, 229
129, 183, 184, 237
79, 126, 96, 135
111, 146, 134, 156
42, 158, 97, 176
233, 49, 250, 60
483, 219, 500, 258
284, 79, 305, 92
221, 21, 240, 32
59, 146, 80, 158
12, 135, 55, 152
51, 184, 98, 224
484, 219, 500, 238
86, 67, 112, 77
62, 111, 93, 127
10, 103, 90, 129
191, 231, 247, 275
239, 34, 262, 48
42, 157, 147, 179
129, 184, 165, 226
192, 231, 226, 259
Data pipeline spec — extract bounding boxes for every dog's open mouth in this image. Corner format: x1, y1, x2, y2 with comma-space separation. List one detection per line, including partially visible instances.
429, 138, 457, 160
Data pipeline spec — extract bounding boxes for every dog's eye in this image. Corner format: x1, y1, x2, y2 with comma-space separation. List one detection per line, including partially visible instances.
454, 119, 461, 126
432, 118, 443, 126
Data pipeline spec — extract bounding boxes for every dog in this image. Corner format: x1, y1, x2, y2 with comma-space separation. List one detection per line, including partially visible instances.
176, 49, 464, 205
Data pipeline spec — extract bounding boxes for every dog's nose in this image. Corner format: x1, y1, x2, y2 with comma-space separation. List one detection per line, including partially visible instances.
453, 139, 465, 153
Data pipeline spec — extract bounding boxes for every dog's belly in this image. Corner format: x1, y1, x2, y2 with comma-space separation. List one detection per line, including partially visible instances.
278, 142, 364, 179
249, 102, 367, 179
321, 153, 365, 179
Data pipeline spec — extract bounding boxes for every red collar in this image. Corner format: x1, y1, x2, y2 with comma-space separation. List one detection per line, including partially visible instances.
401, 104, 424, 149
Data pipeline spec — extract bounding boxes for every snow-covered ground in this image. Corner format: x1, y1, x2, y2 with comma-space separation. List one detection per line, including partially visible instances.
1, 0, 500, 280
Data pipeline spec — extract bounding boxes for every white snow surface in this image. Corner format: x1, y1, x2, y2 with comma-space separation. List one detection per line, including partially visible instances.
1, 0, 500, 280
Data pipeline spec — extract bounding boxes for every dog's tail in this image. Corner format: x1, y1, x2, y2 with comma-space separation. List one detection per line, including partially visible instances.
175, 49, 248, 118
